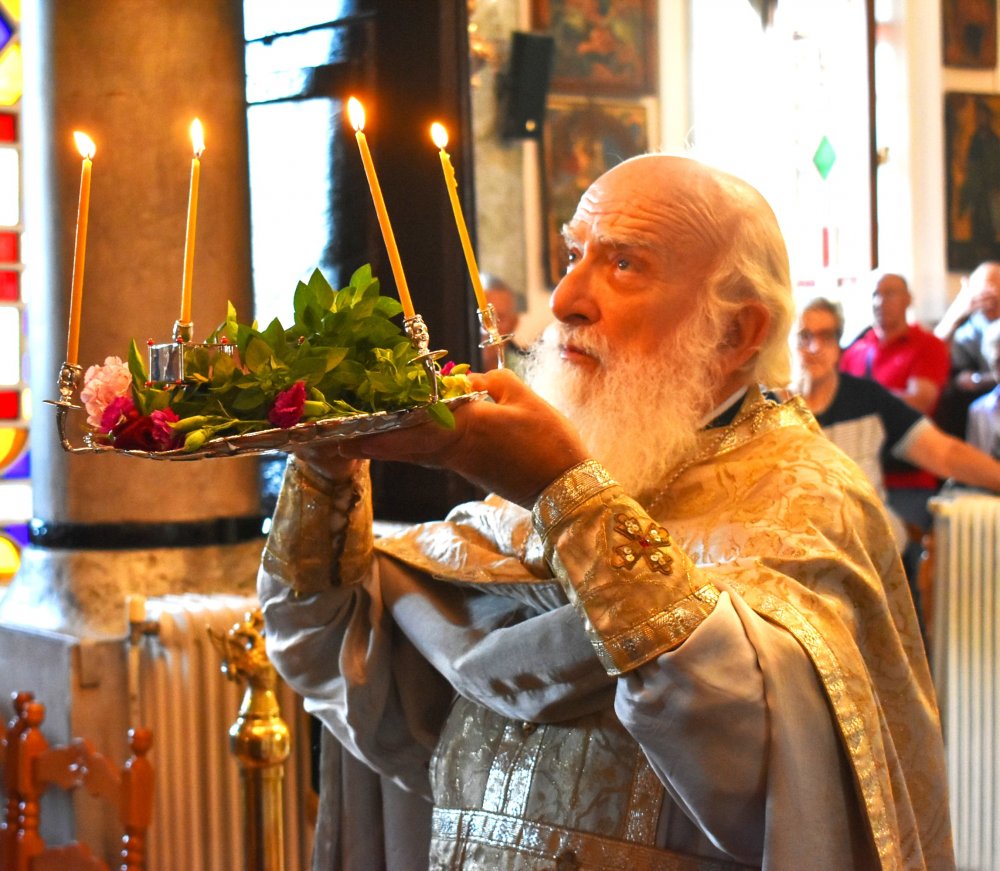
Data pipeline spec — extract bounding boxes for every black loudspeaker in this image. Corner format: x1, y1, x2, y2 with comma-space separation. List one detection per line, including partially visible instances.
496, 32, 555, 141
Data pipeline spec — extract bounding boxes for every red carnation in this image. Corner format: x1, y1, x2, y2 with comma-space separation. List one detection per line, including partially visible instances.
268, 380, 307, 429
112, 414, 160, 451
150, 408, 181, 450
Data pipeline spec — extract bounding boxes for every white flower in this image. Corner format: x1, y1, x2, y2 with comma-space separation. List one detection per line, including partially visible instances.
80, 356, 133, 429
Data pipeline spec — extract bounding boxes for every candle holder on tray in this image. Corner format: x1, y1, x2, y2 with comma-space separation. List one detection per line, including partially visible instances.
403, 313, 447, 402
476, 303, 513, 370
146, 319, 236, 386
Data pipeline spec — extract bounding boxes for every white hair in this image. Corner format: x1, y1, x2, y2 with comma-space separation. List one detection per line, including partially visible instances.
702, 171, 795, 388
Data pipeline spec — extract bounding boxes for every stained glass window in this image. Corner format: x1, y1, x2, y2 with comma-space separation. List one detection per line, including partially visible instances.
0, 0, 25, 585
0, 42, 20, 107
0, 147, 19, 225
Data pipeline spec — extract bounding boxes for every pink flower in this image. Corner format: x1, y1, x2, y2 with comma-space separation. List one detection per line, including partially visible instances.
150, 408, 181, 450
80, 356, 133, 429
441, 360, 456, 376
99, 394, 137, 434
268, 380, 307, 428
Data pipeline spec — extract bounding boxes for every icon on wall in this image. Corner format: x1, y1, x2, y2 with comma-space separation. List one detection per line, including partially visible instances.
531, 0, 657, 96
942, 0, 998, 69
945, 91, 1000, 271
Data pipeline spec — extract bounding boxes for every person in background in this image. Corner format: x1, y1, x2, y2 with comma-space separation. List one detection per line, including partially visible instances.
934, 261, 1000, 438
841, 272, 951, 415
967, 318, 1000, 458
839, 272, 951, 580
259, 154, 953, 868
796, 297, 1000, 629
479, 273, 530, 374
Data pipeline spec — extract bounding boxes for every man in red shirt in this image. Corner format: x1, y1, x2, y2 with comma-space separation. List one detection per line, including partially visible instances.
840, 271, 950, 595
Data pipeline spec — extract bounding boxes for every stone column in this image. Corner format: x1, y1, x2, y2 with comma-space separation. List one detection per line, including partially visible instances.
2, 0, 264, 638
0, 0, 267, 855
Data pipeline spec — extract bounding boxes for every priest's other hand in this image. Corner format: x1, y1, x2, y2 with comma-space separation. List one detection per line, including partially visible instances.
338, 368, 590, 508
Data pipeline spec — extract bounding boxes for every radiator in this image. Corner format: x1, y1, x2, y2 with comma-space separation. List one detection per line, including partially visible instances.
930, 491, 1000, 871
137, 593, 313, 871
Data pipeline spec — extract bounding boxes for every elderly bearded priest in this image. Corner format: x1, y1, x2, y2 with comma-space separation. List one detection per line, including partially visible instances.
258, 155, 954, 870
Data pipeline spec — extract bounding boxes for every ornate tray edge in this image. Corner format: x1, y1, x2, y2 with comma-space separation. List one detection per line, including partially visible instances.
85, 392, 487, 461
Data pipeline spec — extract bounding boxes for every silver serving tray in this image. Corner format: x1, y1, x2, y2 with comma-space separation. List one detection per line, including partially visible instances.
85, 392, 486, 461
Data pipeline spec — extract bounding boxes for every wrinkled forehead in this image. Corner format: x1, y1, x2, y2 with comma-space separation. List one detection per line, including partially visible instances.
568, 158, 732, 271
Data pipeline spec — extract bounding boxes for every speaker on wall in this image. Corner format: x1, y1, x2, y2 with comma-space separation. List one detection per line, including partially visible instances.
496, 32, 555, 141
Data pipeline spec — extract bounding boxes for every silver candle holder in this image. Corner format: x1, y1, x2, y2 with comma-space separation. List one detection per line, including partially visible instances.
403, 313, 447, 402
43, 360, 88, 454
146, 319, 236, 386
477, 303, 513, 370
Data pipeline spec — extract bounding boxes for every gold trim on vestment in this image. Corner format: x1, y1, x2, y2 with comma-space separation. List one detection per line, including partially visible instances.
431, 808, 758, 870
262, 457, 372, 595
533, 458, 617, 533
727, 581, 899, 867
533, 462, 714, 673
482, 719, 545, 818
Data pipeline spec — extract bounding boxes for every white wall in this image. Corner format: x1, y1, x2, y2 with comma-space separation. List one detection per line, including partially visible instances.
893, 0, 948, 323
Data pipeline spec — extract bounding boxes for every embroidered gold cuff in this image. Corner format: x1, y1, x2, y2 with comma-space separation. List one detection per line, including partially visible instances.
531, 459, 617, 537
262, 457, 373, 596
538, 477, 719, 675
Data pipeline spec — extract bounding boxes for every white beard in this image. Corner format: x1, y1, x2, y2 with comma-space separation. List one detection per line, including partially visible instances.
524, 311, 728, 502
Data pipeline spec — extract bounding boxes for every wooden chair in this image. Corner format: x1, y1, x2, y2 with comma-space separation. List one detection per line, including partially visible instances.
0, 693, 153, 871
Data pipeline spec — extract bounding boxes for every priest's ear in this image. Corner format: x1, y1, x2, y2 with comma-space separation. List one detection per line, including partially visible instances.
722, 300, 771, 372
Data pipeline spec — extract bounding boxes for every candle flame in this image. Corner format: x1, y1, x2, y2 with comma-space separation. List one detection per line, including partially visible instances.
347, 97, 366, 132
190, 118, 205, 158
73, 131, 96, 160
430, 122, 449, 150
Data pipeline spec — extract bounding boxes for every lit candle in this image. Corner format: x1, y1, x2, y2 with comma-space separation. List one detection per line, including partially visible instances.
179, 118, 205, 326
66, 131, 96, 366
346, 97, 415, 319
430, 122, 487, 309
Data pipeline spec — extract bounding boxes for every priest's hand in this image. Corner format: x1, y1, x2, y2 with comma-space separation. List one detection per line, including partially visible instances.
337, 368, 590, 508
289, 444, 363, 488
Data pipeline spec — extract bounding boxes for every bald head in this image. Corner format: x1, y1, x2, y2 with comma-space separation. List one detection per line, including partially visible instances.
571, 154, 794, 387
871, 272, 911, 339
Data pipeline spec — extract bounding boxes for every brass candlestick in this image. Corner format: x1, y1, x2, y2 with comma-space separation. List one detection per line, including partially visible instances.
209, 610, 290, 871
